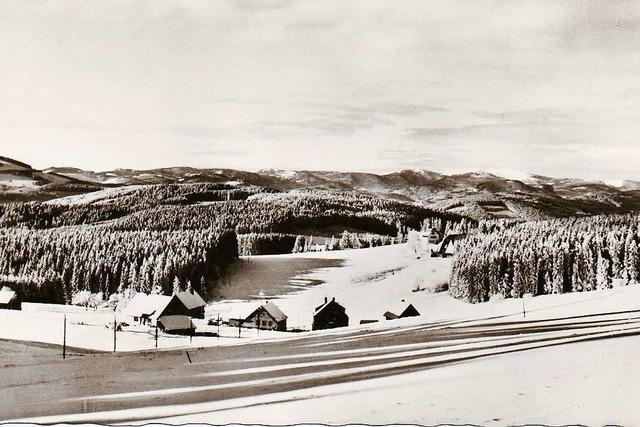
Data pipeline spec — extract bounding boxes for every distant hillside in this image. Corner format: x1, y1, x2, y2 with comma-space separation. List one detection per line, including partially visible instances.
0, 156, 103, 203
3, 155, 640, 220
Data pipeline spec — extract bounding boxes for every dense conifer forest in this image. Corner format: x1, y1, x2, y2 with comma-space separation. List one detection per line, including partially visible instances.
0, 183, 464, 303
449, 214, 640, 302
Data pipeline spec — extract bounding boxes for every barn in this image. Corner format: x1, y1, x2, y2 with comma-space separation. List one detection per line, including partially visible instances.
245, 301, 287, 331
0, 286, 19, 310
384, 301, 421, 320
157, 315, 196, 335
313, 297, 349, 330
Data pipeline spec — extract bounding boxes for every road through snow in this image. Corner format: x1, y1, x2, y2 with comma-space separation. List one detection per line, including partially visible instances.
4, 307, 640, 424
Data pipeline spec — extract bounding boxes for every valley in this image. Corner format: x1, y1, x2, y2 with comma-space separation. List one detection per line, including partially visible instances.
3, 155, 640, 425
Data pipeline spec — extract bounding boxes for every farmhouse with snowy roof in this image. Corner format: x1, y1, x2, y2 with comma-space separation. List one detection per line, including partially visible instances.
173, 290, 206, 319
313, 297, 349, 330
244, 301, 288, 331
124, 290, 206, 326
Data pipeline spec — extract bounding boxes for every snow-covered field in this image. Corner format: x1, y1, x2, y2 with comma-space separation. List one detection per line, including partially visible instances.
11, 290, 640, 424
43, 185, 143, 205
5, 241, 640, 424
209, 241, 453, 329
0, 173, 38, 188
3, 241, 640, 353
153, 333, 640, 426
0, 306, 290, 352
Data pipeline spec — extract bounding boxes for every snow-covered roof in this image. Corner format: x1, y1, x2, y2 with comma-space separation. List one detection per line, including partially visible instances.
247, 301, 287, 322
124, 293, 172, 319
175, 290, 206, 310
158, 315, 195, 331
0, 288, 16, 305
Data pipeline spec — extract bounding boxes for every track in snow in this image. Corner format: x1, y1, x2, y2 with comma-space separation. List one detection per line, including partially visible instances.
4, 308, 640, 423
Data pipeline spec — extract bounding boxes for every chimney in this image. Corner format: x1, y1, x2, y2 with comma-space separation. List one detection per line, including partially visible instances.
324, 297, 328, 304
332, 297, 335, 302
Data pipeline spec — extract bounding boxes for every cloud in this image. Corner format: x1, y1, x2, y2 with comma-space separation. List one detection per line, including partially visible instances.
3, 1, 640, 179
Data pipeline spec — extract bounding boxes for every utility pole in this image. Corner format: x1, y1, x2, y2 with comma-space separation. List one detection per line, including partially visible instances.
113, 315, 117, 353
62, 314, 67, 360
238, 319, 242, 338
155, 324, 158, 348
217, 313, 220, 339
522, 297, 526, 319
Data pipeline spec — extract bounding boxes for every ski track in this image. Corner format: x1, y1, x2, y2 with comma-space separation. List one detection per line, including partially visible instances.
7, 309, 640, 424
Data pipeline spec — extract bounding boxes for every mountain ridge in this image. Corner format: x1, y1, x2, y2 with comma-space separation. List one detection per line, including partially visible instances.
2, 155, 640, 221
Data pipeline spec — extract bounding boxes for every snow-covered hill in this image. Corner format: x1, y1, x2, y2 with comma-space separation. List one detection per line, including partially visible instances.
4, 154, 640, 220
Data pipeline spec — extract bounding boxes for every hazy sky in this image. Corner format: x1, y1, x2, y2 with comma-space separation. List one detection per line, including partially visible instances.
2, 0, 640, 180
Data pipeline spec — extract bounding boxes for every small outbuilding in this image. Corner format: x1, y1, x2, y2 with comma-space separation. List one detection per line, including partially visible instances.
0, 286, 19, 310
157, 315, 196, 335
384, 301, 421, 320
313, 297, 349, 330
245, 301, 288, 331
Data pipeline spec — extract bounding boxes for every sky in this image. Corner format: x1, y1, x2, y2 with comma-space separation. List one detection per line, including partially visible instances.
1, 0, 640, 180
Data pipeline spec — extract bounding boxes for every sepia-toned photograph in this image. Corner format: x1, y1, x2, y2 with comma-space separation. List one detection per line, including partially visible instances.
1, 0, 640, 425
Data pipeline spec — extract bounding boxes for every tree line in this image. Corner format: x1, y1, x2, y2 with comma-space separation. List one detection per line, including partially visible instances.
0, 225, 237, 304
450, 214, 640, 302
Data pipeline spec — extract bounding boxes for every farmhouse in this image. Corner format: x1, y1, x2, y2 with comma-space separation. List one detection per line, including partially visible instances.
173, 290, 206, 319
384, 301, 421, 320
313, 297, 349, 330
157, 315, 196, 335
0, 286, 19, 310
245, 301, 287, 331
124, 290, 207, 326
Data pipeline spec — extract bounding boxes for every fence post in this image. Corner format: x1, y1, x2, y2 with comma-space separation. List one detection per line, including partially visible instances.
113, 315, 117, 353
62, 314, 67, 360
